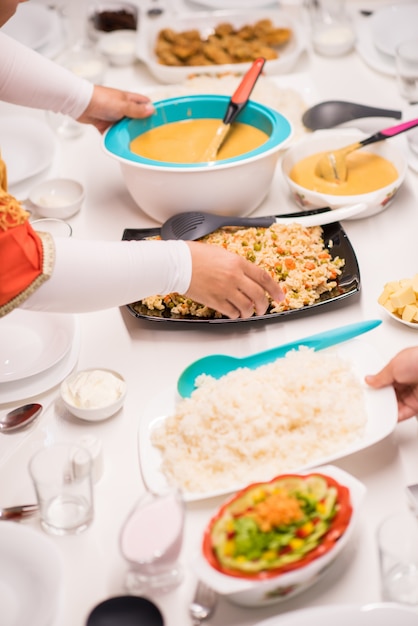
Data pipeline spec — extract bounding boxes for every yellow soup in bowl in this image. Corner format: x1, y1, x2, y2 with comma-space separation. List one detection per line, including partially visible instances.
129, 118, 269, 163
290, 150, 398, 195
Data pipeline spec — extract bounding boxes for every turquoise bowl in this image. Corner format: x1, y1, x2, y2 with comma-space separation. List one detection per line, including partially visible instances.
102, 94, 293, 222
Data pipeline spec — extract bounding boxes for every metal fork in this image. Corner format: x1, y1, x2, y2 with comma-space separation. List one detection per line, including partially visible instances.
189, 581, 217, 626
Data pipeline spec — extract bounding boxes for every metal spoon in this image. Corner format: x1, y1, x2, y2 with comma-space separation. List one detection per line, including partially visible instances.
302, 100, 402, 131
0, 403, 42, 433
160, 202, 367, 241
315, 117, 418, 182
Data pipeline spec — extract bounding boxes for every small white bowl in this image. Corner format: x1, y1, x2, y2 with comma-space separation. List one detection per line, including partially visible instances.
98, 30, 137, 66
193, 465, 366, 607
31, 218, 73, 238
29, 178, 84, 219
60, 368, 127, 421
380, 306, 418, 329
281, 129, 407, 220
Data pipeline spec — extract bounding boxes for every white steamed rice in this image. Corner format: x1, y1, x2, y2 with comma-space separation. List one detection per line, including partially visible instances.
151, 347, 367, 493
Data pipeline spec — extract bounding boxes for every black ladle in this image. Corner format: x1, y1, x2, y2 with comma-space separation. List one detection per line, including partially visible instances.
302, 101, 402, 131
86, 596, 164, 626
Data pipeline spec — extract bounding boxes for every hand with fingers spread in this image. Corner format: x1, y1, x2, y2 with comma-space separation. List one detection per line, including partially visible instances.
185, 241, 285, 319
365, 347, 418, 421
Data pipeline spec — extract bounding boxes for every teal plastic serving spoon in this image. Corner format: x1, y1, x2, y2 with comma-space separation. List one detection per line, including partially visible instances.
177, 319, 381, 398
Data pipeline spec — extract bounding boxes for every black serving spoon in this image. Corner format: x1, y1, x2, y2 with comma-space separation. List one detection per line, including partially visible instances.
302, 100, 402, 130
86, 596, 164, 626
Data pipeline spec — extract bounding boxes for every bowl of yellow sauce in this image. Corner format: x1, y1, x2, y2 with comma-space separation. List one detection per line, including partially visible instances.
103, 94, 292, 222
281, 129, 407, 219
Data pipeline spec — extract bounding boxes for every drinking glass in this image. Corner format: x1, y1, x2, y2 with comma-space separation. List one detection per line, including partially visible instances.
29, 443, 94, 535
376, 511, 418, 605
396, 39, 418, 104
120, 488, 185, 594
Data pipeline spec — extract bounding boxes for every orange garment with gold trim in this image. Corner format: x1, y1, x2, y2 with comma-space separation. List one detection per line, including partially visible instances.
0, 157, 54, 317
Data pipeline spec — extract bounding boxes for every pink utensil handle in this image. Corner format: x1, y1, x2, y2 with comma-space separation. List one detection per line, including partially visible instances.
231, 57, 265, 105
382, 117, 418, 137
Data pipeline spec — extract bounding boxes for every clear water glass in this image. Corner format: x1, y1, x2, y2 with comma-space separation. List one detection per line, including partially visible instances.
29, 443, 94, 535
120, 488, 185, 594
377, 511, 418, 605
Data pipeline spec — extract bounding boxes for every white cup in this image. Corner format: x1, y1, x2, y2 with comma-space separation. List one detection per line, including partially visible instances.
396, 39, 418, 104
29, 443, 94, 535
376, 511, 418, 605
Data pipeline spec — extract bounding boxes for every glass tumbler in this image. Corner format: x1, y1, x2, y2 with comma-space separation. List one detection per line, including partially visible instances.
120, 488, 185, 594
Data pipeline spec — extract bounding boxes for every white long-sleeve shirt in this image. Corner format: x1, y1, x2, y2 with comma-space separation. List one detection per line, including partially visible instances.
0, 31, 192, 314
0, 31, 92, 118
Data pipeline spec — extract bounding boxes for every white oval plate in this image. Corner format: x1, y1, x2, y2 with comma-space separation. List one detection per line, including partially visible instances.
0, 310, 75, 383
370, 4, 418, 58
137, 10, 306, 84
2, 3, 55, 51
0, 116, 57, 187
0, 522, 63, 626
138, 339, 397, 502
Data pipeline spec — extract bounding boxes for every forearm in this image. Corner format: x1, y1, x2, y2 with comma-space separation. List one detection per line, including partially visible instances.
21, 238, 192, 313
0, 32, 92, 118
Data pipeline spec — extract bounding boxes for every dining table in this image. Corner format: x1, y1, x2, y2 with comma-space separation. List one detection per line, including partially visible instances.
1, 0, 418, 624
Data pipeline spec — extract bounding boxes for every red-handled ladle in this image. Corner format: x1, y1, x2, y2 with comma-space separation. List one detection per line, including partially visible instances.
316, 117, 418, 182
200, 57, 265, 162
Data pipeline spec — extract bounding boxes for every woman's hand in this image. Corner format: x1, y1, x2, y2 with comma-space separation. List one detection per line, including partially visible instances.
185, 241, 285, 319
77, 85, 155, 132
365, 346, 418, 421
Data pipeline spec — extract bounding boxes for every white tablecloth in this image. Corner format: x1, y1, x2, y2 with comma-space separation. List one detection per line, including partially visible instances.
1, 1, 418, 624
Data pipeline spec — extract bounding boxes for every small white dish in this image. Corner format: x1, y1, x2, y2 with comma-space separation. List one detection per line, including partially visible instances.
353, 11, 395, 77
253, 602, 418, 626
98, 30, 137, 66
312, 22, 355, 57
60, 368, 127, 421
370, 4, 418, 59
0, 310, 75, 383
0, 521, 63, 626
2, 3, 55, 50
380, 306, 418, 330
29, 178, 84, 219
0, 116, 57, 188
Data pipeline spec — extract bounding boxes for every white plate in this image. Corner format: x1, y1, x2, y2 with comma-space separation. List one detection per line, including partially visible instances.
253, 603, 418, 626
0, 522, 63, 626
353, 11, 395, 77
2, 3, 55, 51
0, 316, 81, 405
0, 115, 57, 187
138, 340, 397, 502
136, 9, 306, 83
370, 4, 418, 59
0, 310, 75, 383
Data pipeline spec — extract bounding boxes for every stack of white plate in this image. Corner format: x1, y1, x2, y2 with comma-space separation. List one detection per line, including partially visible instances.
0, 310, 80, 404
355, 4, 418, 77
2, 2, 67, 59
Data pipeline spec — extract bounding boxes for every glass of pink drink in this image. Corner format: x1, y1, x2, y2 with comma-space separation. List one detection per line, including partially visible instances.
120, 488, 185, 593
